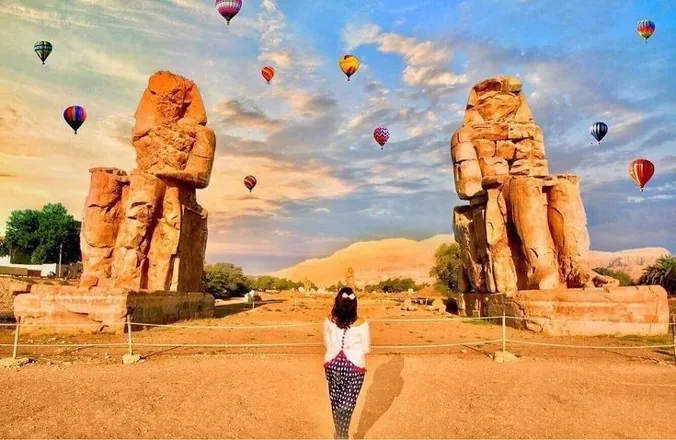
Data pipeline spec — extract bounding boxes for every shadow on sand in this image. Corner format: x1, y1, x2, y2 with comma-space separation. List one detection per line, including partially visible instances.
354, 355, 405, 439
213, 299, 286, 318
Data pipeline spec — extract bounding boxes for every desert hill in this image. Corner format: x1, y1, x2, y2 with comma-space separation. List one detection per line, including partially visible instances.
267, 235, 670, 287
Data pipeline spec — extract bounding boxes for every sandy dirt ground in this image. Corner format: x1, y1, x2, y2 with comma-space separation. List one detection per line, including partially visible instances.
1, 293, 675, 438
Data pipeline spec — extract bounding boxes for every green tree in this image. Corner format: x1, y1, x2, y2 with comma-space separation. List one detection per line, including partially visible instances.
593, 267, 634, 286
379, 277, 417, 293
4, 204, 81, 264
429, 243, 463, 293
638, 255, 676, 296
0, 237, 9, 258
203, 262, 252, 297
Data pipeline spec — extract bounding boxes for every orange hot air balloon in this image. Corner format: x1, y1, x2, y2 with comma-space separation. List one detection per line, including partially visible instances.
628, 158, 655, 192
261, 66, 275, 84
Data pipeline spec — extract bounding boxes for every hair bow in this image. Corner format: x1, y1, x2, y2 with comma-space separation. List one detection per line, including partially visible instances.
341, 292, 356, 300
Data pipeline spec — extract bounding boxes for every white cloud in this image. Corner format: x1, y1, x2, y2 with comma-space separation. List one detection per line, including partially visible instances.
341, 23, 467, 92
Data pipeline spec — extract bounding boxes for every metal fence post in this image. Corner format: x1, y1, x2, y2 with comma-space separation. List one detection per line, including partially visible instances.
126, 314, 133, 356
12, 318, 21, 360
502, 310, 507, 354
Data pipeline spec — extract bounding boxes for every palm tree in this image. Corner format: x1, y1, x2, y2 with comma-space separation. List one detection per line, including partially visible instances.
639, 255, 676, 296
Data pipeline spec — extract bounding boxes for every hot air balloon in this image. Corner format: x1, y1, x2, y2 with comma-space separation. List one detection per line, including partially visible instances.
244, 175, 257, 192
339, 55, 360, 81
215, 0, 242, 25
261, 66, 275, 84
373, 127, 390, 150
628, 158, 655, 192
636, 19, 655, 43
590, 121, 608, 144
33, 41, 52, 65
63, 105, 86, 134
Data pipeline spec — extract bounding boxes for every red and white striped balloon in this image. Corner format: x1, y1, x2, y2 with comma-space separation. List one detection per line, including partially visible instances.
261, 66, 275, 84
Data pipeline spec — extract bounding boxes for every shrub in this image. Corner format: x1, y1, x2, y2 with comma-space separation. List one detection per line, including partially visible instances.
638, 255, 676, 296
593, 267, 634, 286
429, 242, 462, 292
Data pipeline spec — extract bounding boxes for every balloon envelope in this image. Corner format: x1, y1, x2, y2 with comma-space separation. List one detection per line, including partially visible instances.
373, 127, 390, 149
33, 41, 52, 65
244, 175, 257, 192
636, 19, 655, 42
63, 105, 87, 134
339, 55, 360, 81
590, 121, 608, 143
215, 0, 242, 25
628, 158, 655, 192
261, 66, 275, 84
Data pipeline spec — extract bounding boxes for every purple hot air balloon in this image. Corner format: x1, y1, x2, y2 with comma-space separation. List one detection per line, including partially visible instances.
373, 127, 390, 150
63, 105, 87, 134
215, 0, 242, 25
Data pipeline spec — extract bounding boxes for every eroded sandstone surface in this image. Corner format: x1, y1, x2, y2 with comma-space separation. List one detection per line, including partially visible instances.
79, 71, 215, 292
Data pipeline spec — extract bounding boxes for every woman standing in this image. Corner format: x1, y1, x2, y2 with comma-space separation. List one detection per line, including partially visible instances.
323, 287, 371, 439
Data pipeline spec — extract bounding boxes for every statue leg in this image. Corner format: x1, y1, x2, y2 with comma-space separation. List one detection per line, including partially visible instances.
547, 175, 619, 288
485, 188, 518, 293
453, 206, 485, 292
79, 168, 128, 289
111, 172, 164, 290
146, 184, 182, 291
508, 177, 560, 290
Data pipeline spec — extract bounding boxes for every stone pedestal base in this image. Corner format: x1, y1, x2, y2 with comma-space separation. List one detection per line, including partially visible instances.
461, 285, 669, 336
13, 284, 214, 334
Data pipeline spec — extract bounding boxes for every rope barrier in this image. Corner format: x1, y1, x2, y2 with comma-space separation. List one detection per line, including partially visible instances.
0, 340, 501, 350
505, 339, 675, 350
373, 339, 502, 349
0, 343, 128, 348
2, 339, 670, 351
130, 322, 320, 330
0, 316, 504, 329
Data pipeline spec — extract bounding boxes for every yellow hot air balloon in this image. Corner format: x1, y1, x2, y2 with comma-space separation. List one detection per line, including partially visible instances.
339, 54, 360, 81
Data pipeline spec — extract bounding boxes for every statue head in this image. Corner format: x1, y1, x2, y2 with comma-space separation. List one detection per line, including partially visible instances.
132, 71, 208, 141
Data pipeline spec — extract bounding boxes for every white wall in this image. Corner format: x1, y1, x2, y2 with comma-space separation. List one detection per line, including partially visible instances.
0, 256, 59, 277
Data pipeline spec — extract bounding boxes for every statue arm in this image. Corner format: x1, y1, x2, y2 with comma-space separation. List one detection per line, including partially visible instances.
155, 126, 216, 189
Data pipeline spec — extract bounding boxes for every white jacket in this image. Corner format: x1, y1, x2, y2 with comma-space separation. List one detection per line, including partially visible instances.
323, 318, 371, 368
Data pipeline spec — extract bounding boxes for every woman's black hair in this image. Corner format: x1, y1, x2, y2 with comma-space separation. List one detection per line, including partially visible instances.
331, 286, 358, 329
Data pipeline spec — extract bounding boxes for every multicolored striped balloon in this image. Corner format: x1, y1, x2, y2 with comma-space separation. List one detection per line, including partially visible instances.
636, 19, 655, 43
244, 175, 257, 192
628, 158, 655, 192
261, 66, 275, 84
63, 105, 87, 134
373, 127, 390, 149
339, 55, 360, 81
215, 0, 242, 25
33, 41, 52, 65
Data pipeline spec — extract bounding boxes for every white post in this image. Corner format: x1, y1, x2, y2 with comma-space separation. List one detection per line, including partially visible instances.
671, 316, 676, 367
58, 242, 63, 278
126, 314, 133, 356
12, 318, 21, 359
502, 310, 507, 354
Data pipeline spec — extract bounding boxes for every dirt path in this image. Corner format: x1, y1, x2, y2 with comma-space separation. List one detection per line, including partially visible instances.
1, 295, 675, 438
1, 354, 675, 438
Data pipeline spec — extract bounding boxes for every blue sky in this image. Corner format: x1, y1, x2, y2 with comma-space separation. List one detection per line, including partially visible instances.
0, 0, 674, 274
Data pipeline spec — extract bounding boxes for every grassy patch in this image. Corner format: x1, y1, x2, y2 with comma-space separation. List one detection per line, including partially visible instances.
620, 334, 673, 345
465, 318, 500, 327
